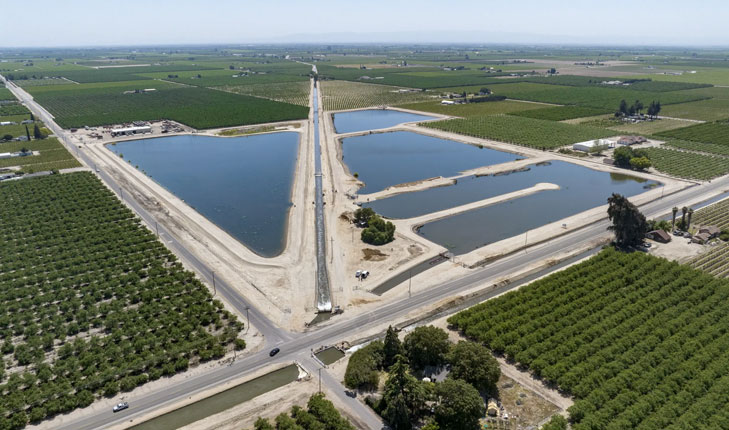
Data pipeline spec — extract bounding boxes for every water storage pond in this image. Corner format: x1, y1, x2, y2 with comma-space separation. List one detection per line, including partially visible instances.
108, 133, 299, 257
367, 160, 661, 255
342, 131, 519, 194
128, 364, 298, 430
333, 109, 436, 134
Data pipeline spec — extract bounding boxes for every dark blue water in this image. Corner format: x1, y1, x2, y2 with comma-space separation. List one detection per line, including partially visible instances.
108, 133, 299, 257
343, 131, 519, 194
370, 161, 660, 255
333, 109, 435, 134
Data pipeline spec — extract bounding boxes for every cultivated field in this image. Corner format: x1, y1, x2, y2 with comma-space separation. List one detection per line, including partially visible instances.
0, 173, 243, 428
449, 248, 729, 430
642, 147, 729, 180
656, 120, 729, 147
421, 114, 615, 149
217, 81, 311, 107
399, 99, 543, 117
0, 138, 80, 172
320, 80, 434, 111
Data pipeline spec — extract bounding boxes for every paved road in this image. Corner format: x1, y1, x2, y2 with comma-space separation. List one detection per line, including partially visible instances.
4, 75, 729, 430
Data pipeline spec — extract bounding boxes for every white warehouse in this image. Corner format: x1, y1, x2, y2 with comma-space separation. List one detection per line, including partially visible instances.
573, 138, 615, 152
110, 125, 152, 137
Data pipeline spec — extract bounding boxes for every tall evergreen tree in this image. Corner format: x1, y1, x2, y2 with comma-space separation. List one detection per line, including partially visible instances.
25, 125, 31, 141
383, 326, 402, 369
607, 193, 648, 248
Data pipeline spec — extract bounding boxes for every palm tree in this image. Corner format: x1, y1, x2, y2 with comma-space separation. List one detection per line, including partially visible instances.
681, 206, 688, 230
671, 207, 678, 230
687, 208, 694, 232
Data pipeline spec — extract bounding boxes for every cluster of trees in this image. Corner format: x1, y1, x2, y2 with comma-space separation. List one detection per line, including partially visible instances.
613, 146, 652, 170
615, 99, 661, 118
449, 248, 729, 429
252, 393, 354, 430
0, 173, 243, 429
345, 326, 500, 430
354, 208, 396, 245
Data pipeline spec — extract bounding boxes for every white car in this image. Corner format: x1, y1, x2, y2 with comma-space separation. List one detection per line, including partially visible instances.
112, 402, 129, 413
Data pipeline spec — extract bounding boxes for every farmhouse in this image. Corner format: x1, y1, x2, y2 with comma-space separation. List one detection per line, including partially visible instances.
646, 230, 671, 243
618, 135, 647, 146
110, 125, 152, 137
572, 138, 614, 152
692, 232, 712, 244
440, 100, 455, 105
698, 225, 721, 239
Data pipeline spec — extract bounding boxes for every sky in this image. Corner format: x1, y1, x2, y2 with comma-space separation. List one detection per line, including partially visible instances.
3, 0, 729, 47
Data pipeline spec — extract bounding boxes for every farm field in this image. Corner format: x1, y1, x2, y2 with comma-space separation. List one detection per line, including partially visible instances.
0, 173, 243, 428
27, 83, 309, 129
320, 80, 434, 111
692, 197, 729, 230
641, 147, 729, 180
665, 139, 729, 157
688, 243, 729, 278
421, 114, 615, 149
574, 116, 695, 134
656, 120, 729, 147
0, 138, 80, 172
440, 81, 710, 111
516, 75, 712, 92
660, 98, 729, 122
218, 81, 311, 107
510, 105, 610, 121
398, 99, 543, 117
449, 248, 729, 430
0, 88, 14, 100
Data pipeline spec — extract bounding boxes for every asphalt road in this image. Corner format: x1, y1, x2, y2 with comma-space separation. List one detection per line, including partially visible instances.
4, 75, 729, 430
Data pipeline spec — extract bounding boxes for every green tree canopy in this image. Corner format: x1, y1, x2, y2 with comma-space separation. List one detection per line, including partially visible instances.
344, 341, 383, 390
353, 207, 375, 224
403, 325, 450, 369
383, 326, 403, 369
607, 193, 648, 248
382, 355, 429, 430
253, 417, 274, 430
307, 393, 355, 430
361, 215, 396, 245
447, 341, 501, 392
542, 414, 568, 430
434, 379, 484, 430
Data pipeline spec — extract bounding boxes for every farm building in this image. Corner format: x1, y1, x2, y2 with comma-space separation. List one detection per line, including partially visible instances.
618, 135, 647, 146
440, 100, 455, 105
692, 232, 712, 244
0, 121, 18, 126
110, 125, 152, 137
0, 151, 31, 160
573, 139, 614, 152
646, 230, 671, 243
698, 225, 721, 239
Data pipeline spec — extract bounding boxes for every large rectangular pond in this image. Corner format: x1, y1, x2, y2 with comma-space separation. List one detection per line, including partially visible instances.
108, 133, 299, 257
367, 161, 661, 255
333, 109, 436, 134
342, 131, 519, 194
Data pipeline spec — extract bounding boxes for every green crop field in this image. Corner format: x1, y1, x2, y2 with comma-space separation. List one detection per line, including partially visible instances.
665, 139, 729, 157
656, 120, 729, 147
449, 248, 729, 430
510, 105, 610, 121
28, 83, 309, 129
421, 114, 615, 149
0, 88, 14, 100
0, 104, 29, 116
517, 75, 712, 92
320, 80, 435, 111
438, 82, 709, 111
218, 81, 311, 107
0, 138, 80, 172
399, 99, 542, 117
317, 64, 513, 89
660, 98, 729, 122
574, 116, 695, 134
641, 147, 729, 180
0, 173, 243, 428
689, 243, 729, 279
692, 197, 729, 231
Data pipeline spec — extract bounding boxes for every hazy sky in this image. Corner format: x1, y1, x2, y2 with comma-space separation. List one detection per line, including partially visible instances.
3, 0, 729, 47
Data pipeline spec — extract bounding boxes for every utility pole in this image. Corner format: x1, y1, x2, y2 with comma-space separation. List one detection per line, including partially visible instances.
245, 306, 250, 333
330, 237, 333, 263
155, 221, 159, 238
318, 368, 322, 394
119, 187, 123, 201
212, 271, 216, 296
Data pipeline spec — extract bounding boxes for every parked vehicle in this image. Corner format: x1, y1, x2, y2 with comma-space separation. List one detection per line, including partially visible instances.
269, 347, 280, 357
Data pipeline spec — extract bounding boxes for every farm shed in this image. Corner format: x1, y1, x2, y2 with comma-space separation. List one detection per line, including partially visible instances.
698, 225, 721, 238
573, 139, 613, 152
110, 125, 152, 137
646, 230, 671, 243
618, 135, 647, 146
692, 232, 712, 244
